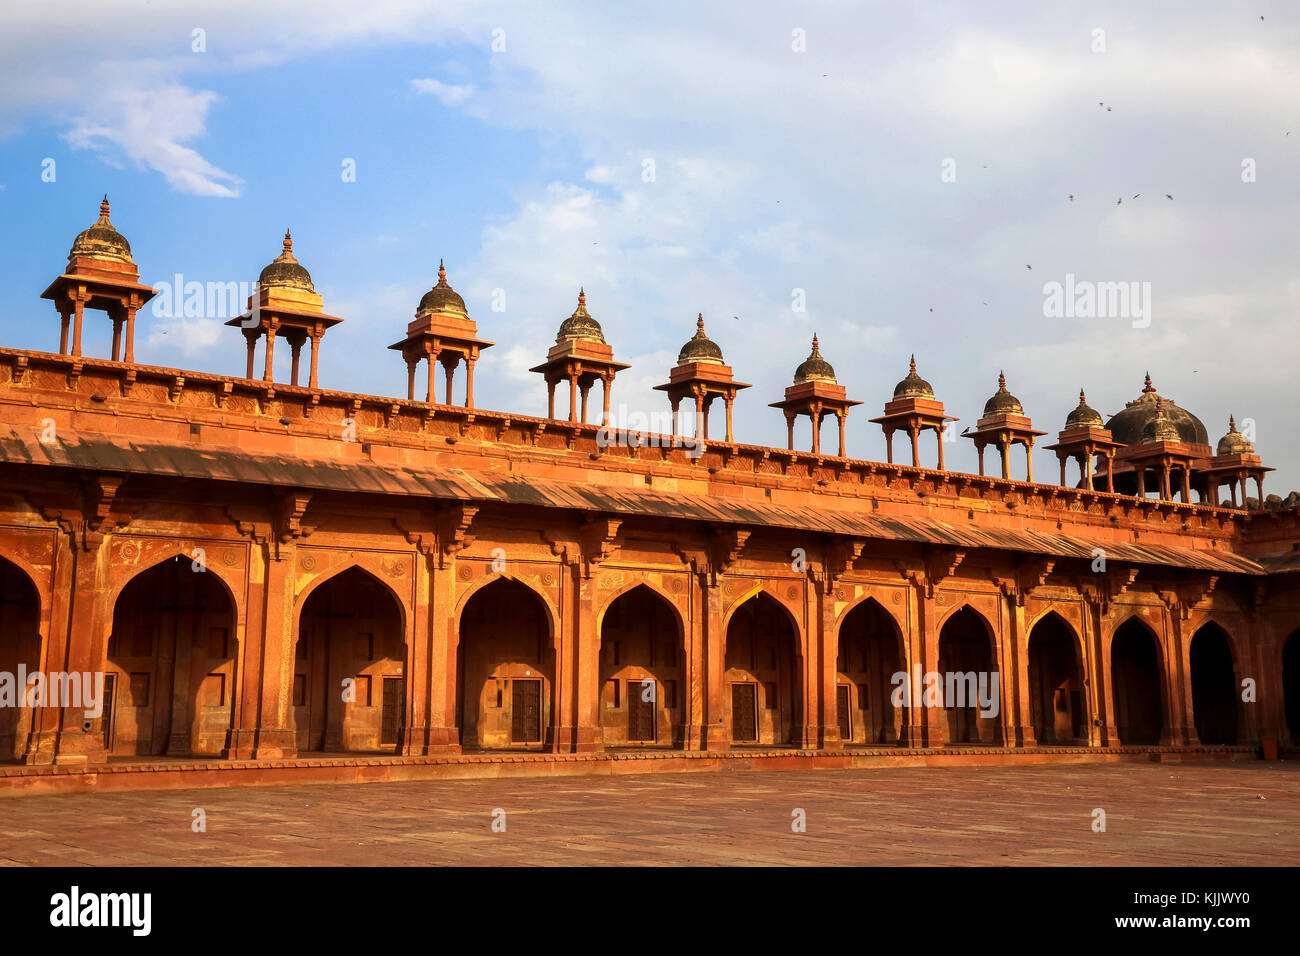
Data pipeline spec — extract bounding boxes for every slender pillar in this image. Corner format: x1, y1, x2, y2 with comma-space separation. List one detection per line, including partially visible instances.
810, 403, 822, 454
568, 373, 578, 423
426, 348, 437, 403
908, 425, 920, 467
244, 330, 258, 379
724, 396, 734, 442
1025, 440, 1035, 482
1105, 452, 1115, 493
785, 411, 795, 450
59, 309, 70, 354
309, 332, 320, 389
999, 438, 1010, 479
465, 358, 476, 408
263, 326, 276, 382
405, 356, 417, 400
547, 380, 556, 419
935, 426, 946, 471
110, 318, 123, 361
124, 304, 137, 364
290, 342, 303, 386
670, 397, 681, 436
444, 360, 455, 407
977, 445, 986, 476
601, 374, 612, 426
883, 428, 894, 464
71, 298, 85, 357
579, 383, 591, 424
837, 410, 846, 457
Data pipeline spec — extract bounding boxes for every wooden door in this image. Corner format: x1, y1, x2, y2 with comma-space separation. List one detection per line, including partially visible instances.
381, 676, 404, 746
511, 679, 542, 743
836, 684, 851, 741
731, 683, 756, 742
628, 679, 656, 741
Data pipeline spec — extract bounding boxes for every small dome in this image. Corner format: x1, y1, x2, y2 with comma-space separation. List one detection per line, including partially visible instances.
677, 314, 724, 365
555, 288, 605, 344
416, 259, 467, 319
983, 372, 1024, 416
893, 354, 934, 399
1065, 388, 1104, 428
69, 195, 133, 264
1141, 397, 1181, 444
1216, 415, 1254, 456
1105, 372, 1209, 446
259, 231, 315, 293
794, 334, 836, 384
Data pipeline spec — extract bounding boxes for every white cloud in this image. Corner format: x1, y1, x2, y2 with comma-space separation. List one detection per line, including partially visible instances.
410, 78, 475, 106
64, 84, 243, 197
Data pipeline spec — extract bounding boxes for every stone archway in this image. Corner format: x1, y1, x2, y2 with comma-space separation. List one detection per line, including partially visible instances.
0, 556, 41, 762
724, 591, 801, 746
107, 555, 237, 756
1111, 618, 1164, 745
937, 606, 1001, 745
836, 598, 907, 745
598, 585, 684, 748
456, 578, 553, 751
1189, 622, 1237, 745
294, 566, 406, 753
1027, 611, 1085, 744
1285, 631, 1300, 745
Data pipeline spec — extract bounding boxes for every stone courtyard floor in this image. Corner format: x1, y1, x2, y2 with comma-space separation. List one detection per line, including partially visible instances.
0, 761, 1296, 866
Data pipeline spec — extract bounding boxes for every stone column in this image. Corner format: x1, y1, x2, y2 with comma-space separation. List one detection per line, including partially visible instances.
249, 541, 298, 758
701, 574, 730, 750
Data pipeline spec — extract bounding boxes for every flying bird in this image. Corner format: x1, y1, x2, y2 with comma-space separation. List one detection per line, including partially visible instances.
1116, 197, 1123, 205
1026, 264, 1032, 270
1068, 194, 1074, 201
1132, 193, 1140, 198
1165, 193, 1174, 199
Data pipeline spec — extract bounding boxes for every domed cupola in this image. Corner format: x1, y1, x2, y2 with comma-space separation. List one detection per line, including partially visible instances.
892, 354, 935, 400
258, 230, 315, 293
69, 195, 133, 266
793, 334, 836, 384
555, 288, 605, 344
983, 371, 1023, 416
1105, 372, 1209, 446
1216, 415, 1254, 456
1064, 388, 1104, 428
1141, 397, 1182, 444
677, 314, 724, 365
416, 259, 468, 321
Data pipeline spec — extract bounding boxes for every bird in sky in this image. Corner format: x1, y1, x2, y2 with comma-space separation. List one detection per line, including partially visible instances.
1026, 264, 1032, 270
1068, 194, 1074, 201
1116, 197, 1123, 205
1165, 194, 1174, 200
1132, 193, 1140, 199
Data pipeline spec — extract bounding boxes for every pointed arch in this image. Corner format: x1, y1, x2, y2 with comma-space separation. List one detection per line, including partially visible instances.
108, 540, 243, 623
1189, 621, 1237, 745
0, 555, 43, 762
1110, 615, 1165, 745
454, 572, 558, 645
456, 577, 554, 751
294, 565, 407, 753
835, 596, 908, 745
723, 589, 803, 746
937, 604, 1002, 745
1027, 610, 1086, 744
597, 583, 686, 748
106, 554, 238, 756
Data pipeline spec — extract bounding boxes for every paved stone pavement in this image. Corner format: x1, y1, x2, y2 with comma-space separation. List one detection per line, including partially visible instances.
1, 761, 1297, 866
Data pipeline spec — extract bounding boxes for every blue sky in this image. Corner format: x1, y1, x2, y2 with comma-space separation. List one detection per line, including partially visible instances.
1, 1, 1297, 494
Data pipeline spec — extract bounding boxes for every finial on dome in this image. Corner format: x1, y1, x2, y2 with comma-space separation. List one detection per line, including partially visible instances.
578, 287, 586, 308
1228, 414, 1237, 431
909, 353, 917, 374
998, 370, 1006, 389
1079, 388, 1087, 404
696, 313, 704, 332
100, 195, 111, 218
282, 230, 293, 253
812, 333, 820, 353
1142, 372, 1155, 394
438, 258, 447, 283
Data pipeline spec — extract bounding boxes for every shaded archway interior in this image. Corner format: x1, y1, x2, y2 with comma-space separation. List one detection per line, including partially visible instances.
836, 598, 907, 745
107, 556, 236, 756
456, 578, 553, 751
294, 566, 405, 753
1027, 612, 1085, 744
0, 557, 41, 762
1110, 619, 1164, 745
936, 607, 1001, 745
724, 591, 801, 746
1189, 622, 1237, 745
599, 586, 684, 748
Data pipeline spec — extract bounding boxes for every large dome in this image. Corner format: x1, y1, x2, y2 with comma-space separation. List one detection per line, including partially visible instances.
69, 196, 133, 265
1104, 373, 1208, 446
677, 314, 724, 365
555, 288, 605, 344
416, 260, 468, 319
259, 231, 315, 292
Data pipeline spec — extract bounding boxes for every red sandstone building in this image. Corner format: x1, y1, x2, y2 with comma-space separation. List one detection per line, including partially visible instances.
1, 198, 1299, 778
